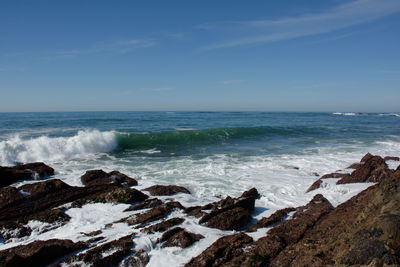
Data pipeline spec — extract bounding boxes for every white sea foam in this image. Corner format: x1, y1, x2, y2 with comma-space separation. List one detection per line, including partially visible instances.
0, 130, 117, 166
1, 134, 399, 266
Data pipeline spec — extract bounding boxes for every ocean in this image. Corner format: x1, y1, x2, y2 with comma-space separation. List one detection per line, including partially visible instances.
1, 111, 400, 265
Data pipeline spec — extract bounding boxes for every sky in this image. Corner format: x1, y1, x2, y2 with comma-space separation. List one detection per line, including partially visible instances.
0, 0, 399, 112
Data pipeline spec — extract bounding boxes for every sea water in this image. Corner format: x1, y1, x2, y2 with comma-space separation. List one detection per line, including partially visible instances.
1, 111, 399, 265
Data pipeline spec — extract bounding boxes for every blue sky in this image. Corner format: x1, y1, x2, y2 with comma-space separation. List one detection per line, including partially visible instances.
0, 0, 399, 112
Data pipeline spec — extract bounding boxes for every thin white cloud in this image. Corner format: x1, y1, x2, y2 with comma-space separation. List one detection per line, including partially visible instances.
200, 0, 400, 49
18, 38, 155, 62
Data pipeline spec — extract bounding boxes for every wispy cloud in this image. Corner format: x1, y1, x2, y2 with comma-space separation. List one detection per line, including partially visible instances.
218, 79, 245, 85
42, 39, 155, 61
199, 0, 400, 49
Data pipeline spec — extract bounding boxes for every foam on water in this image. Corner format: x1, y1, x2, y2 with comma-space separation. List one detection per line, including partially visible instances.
0, 130, 117, 166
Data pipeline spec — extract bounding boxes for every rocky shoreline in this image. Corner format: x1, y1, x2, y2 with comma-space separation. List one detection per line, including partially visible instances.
0, 153, 399, 266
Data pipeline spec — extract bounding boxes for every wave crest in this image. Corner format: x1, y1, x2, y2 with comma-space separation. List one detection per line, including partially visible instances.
0, 130, 117, 166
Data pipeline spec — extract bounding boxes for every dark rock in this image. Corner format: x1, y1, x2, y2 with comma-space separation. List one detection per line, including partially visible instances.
184, 233, 253, 267
161, 227, 204, 248
240, 187, 261, 199
0, 179, 148, 223
0, 162, 54, 188
384, 156, 400, 161
306, 179, 323, 193
347, 162, 362, 169
268, 168, 400, 266
246, 207, 296, 232
193, 188, 259, 231
56, 233, 136, 267
0, 239, 86, 267
142, 217, 184, 234
143, 185, 190, 196
0, 186, 26, 210
127, 202, 183, 226
81, 230, 102, 237
205, 207, 251, 231
337, 154, 393, 184
122, 249, 149, 267
361, 152, 373, 162
0, 225, 32, 241
124, 198, 162, 212
226, 194, 334, 266
184, 205, 206, 218
320, 172, 349, 179
81, 169, 137, 187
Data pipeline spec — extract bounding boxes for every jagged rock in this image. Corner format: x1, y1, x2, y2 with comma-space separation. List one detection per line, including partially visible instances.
124, 198, 163, 212
126, 202, 184, 226
307, 153, 395, 192
184, 233, 253, 267
56, 234, 135, 267
0, 225, 32, 241
142, 217, 184, 234
337, 154, 393, 184
269, 169, 400, 266
0, 162, 54, 188
320, 172, 349, 179
0, 179, 148, 223
143, 185, 190, 196
306, 179, 323, 193
205, 207, 252, 231
122, 249, 149, 267
347, 162, 362, 169
81, 169, 137, 187
246, 207, 296, 232
192, 188, 259, 231
0, 239, 86, 266
160, 227, 204, 248
384, 156, 400, 161
225, 194, 334, 266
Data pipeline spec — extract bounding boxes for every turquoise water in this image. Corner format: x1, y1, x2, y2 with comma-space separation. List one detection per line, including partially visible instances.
0, 111, 399, 202
1, 111, 399, 159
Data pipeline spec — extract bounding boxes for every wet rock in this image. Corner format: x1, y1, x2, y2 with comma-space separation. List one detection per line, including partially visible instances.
0, 225, 32, 241
205, 207, 251, 231
161, 227, 204, 248
347, 162, 362, 169
142, 217, 184, 234
184, 233, 253, 267
0, 186, 26, 210
246, 207, 296, 232
75, 234, 135, 267
0, 239, 86, 266
127, 202, 183, 226
306, 179, 323, 193
143, 185, 190, 196
124, 198, 163, 212
269, 169, 400, 266
320, 172, 349, 179
194, 188, 259, 231
337, 154, 393, 184
384, 156, 400, 161
227, 194, 333, 266
122, 249, 149, 267
81, 169, 137, 187
0, 179, 148, 223
81, 230, 102, 237
0, 162, 54, 188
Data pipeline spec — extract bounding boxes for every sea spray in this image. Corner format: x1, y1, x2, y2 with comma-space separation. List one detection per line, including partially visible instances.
0, 130, 117, 165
